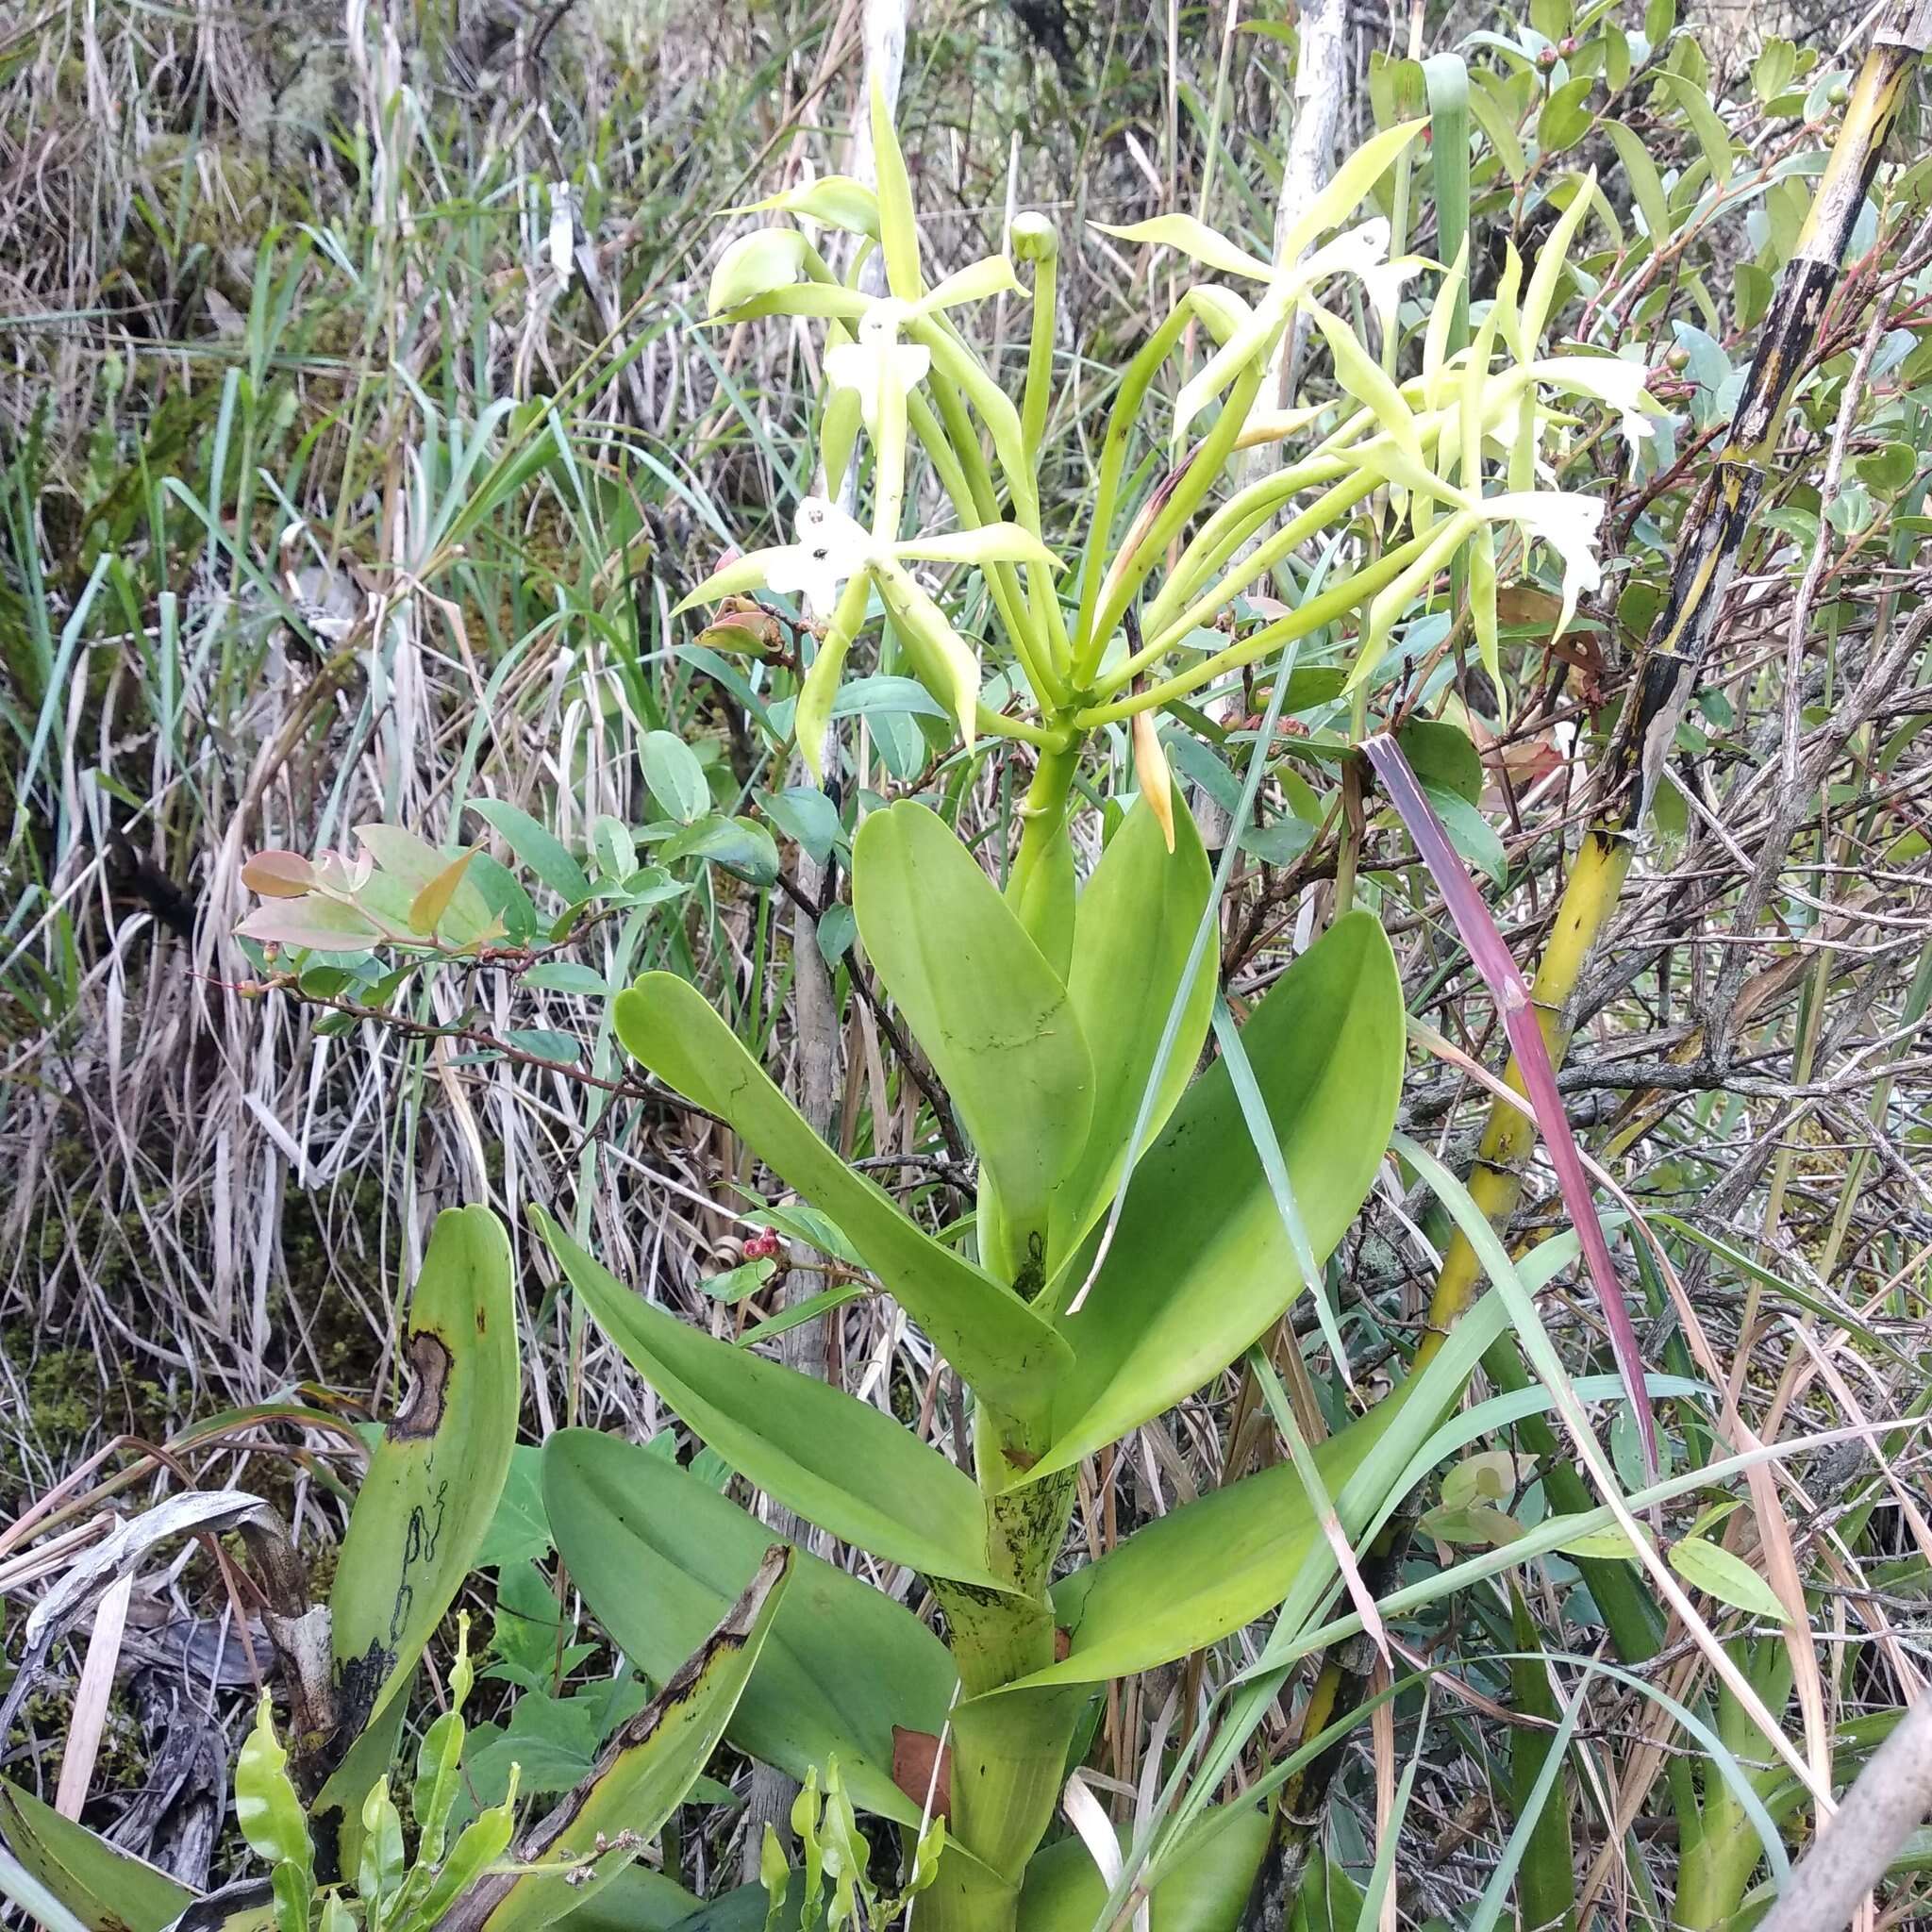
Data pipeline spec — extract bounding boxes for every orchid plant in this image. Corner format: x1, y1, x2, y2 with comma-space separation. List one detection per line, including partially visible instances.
503, 93, 1668, 1932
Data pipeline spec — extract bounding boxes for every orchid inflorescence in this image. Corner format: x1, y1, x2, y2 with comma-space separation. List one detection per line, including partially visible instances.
683, 96, 1658, 780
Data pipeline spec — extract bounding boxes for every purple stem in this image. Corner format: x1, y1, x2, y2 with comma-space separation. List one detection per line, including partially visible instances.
1361, 732, 1657, 1483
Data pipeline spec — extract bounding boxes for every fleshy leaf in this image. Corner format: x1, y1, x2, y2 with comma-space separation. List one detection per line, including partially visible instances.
853, 803, 1094, 1287
531, 1209, 1004, 1590
312, 1207, 518, 1874
611, 973, 1071, 1422
473, 1549, 791, 1932
543, 1430, 955, 1824
0, 1780, 192, 1932
1049, 800, 1214, 1265
1032, 912, 1403, 1481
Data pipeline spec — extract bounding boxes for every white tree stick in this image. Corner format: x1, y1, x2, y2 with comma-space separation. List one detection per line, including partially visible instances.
1757, 1690, 1932, 1932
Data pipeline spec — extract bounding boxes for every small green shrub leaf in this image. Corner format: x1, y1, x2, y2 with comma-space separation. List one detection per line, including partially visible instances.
641, 731, 711, 824
1667, 1537, 1791, 1624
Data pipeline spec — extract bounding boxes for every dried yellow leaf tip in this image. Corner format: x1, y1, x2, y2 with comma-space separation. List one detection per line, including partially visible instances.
1132, 711, 1175, 854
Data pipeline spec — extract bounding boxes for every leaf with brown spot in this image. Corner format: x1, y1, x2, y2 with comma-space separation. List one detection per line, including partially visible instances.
452, 1549, 792, 1932
309, 1207, 518, 1878
891, 1727, 952, 1821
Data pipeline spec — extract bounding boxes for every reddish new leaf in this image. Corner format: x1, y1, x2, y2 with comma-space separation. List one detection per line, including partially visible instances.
241, 850, 317, 899
238, 896, 386, 952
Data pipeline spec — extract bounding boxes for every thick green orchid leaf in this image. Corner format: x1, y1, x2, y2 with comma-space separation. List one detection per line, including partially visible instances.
1013, 1282, 1532, 1690
473, 1548, 790, 1932
852, 803, 1094, 1288
533, 1211, 1002, 1589
612, 974, 1069, 1423
543, 1430, 955, 1824
1050, 799, 1215, 1266
1031, 911, 1403, 1481
1016, 1803, 1274, 1932
1022, 1394, 1408, 1689
0, 1779, 193, 1932
314, 1206, 519, 1876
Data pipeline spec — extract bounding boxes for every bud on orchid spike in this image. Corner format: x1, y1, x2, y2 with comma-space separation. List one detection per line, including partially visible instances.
1132, 711, 1175, 854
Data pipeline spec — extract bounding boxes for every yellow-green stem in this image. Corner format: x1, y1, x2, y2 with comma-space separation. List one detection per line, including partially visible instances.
1005, 741, 1080, 978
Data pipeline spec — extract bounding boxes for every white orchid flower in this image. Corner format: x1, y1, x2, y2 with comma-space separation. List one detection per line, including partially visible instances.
1092, 120, 1428, 443
758, 497, 874, 620
674, 498, 1063, 765
1482, 491, 1606, 641
824, 300, 933, 431
1361, 253, 1429, 341
1533, 354, 1661, 480
1166, 217, 1406, 442
675, 497, 1060, 625
823, 253, 1023, 429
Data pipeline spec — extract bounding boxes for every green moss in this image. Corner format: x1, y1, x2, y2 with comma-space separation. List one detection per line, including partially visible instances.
272, 1176, 391, 1391
6, 1336, 170, 1465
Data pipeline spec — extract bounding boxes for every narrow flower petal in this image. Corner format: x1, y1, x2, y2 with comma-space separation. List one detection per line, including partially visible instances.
1531, 354, 1663, 481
